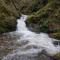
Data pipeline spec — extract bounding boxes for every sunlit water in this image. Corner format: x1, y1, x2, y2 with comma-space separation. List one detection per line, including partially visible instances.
2, 15, 60, 60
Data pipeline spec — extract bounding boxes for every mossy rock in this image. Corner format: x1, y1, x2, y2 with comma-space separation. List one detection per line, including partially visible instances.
26, 0, 60, 39
54, 52, 60, 60
49, 29, 60, 40
0, 16, 17, 33
0, 0, 21, 33
19, 0, 48, 14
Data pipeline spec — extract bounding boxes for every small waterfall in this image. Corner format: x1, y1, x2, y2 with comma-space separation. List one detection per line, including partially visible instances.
16, 15, 28, 32
2, 15, 60, 60
16, 15, 60, 54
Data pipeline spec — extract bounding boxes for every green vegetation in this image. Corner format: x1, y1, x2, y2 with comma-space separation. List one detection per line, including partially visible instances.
26, 0, 60, 40
0, 0, 48, 33
0, 0, 60, 59
19, 0, 48, 14
0, 16, 16, 33
54, 52, 60, 59
0, 0, 60, 39
0, 0, 20, 33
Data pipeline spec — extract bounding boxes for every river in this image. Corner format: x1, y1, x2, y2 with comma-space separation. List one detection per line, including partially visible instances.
0, 15, 60, 60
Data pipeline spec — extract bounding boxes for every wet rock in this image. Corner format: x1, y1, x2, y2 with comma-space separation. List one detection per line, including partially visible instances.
38, 50, 56, 60
26, 0, 60, 40
53, 41, 58, 46
2, 50, 57, 60
54, 52, 60, 60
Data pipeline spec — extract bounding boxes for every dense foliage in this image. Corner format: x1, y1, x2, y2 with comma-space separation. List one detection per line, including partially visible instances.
0, 0, 21, 33
26, 0, 60, 40
0, 0, 60, 59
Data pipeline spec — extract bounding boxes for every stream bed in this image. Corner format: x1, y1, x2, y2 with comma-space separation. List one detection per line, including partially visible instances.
0, 15, 60, 60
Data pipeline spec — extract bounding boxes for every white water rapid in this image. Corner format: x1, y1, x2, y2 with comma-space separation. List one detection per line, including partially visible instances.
2, 15, 60, 60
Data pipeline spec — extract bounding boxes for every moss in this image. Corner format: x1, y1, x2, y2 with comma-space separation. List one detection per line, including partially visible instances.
54, 53, 60, 59
0, 16, 16, 33
0, 0, 21, 33
26, 0, 60, 39
19, 0, 48, 14
50, 29, 60, 40
0, 12, 16, 33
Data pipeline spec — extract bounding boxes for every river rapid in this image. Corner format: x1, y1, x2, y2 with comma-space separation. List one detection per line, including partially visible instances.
0, 15, 60, 60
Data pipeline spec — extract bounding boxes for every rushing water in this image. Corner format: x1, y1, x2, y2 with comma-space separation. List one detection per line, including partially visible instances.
2, 15, 60, 60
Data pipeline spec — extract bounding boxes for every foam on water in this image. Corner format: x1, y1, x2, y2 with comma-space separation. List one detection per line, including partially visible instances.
16, 15, 60, 54
2, 15, 60, 60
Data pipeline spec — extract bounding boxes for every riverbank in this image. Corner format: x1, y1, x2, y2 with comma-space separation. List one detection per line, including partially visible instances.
25, 0, 60, 40
0, 0, 60, 60
0, 0, 21, 33
1, 15, 60, 60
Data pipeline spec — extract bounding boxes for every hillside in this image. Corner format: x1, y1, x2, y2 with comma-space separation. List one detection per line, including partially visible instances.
0, 0, 60, 60
0, 0, 47, 33
0, 0, 60, 40
0, 0, 21, 33
26, 0, 60, 40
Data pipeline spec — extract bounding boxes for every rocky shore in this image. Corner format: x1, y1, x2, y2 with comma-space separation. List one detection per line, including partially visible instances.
0, 0, 60, 59
25, 0, 60, 40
